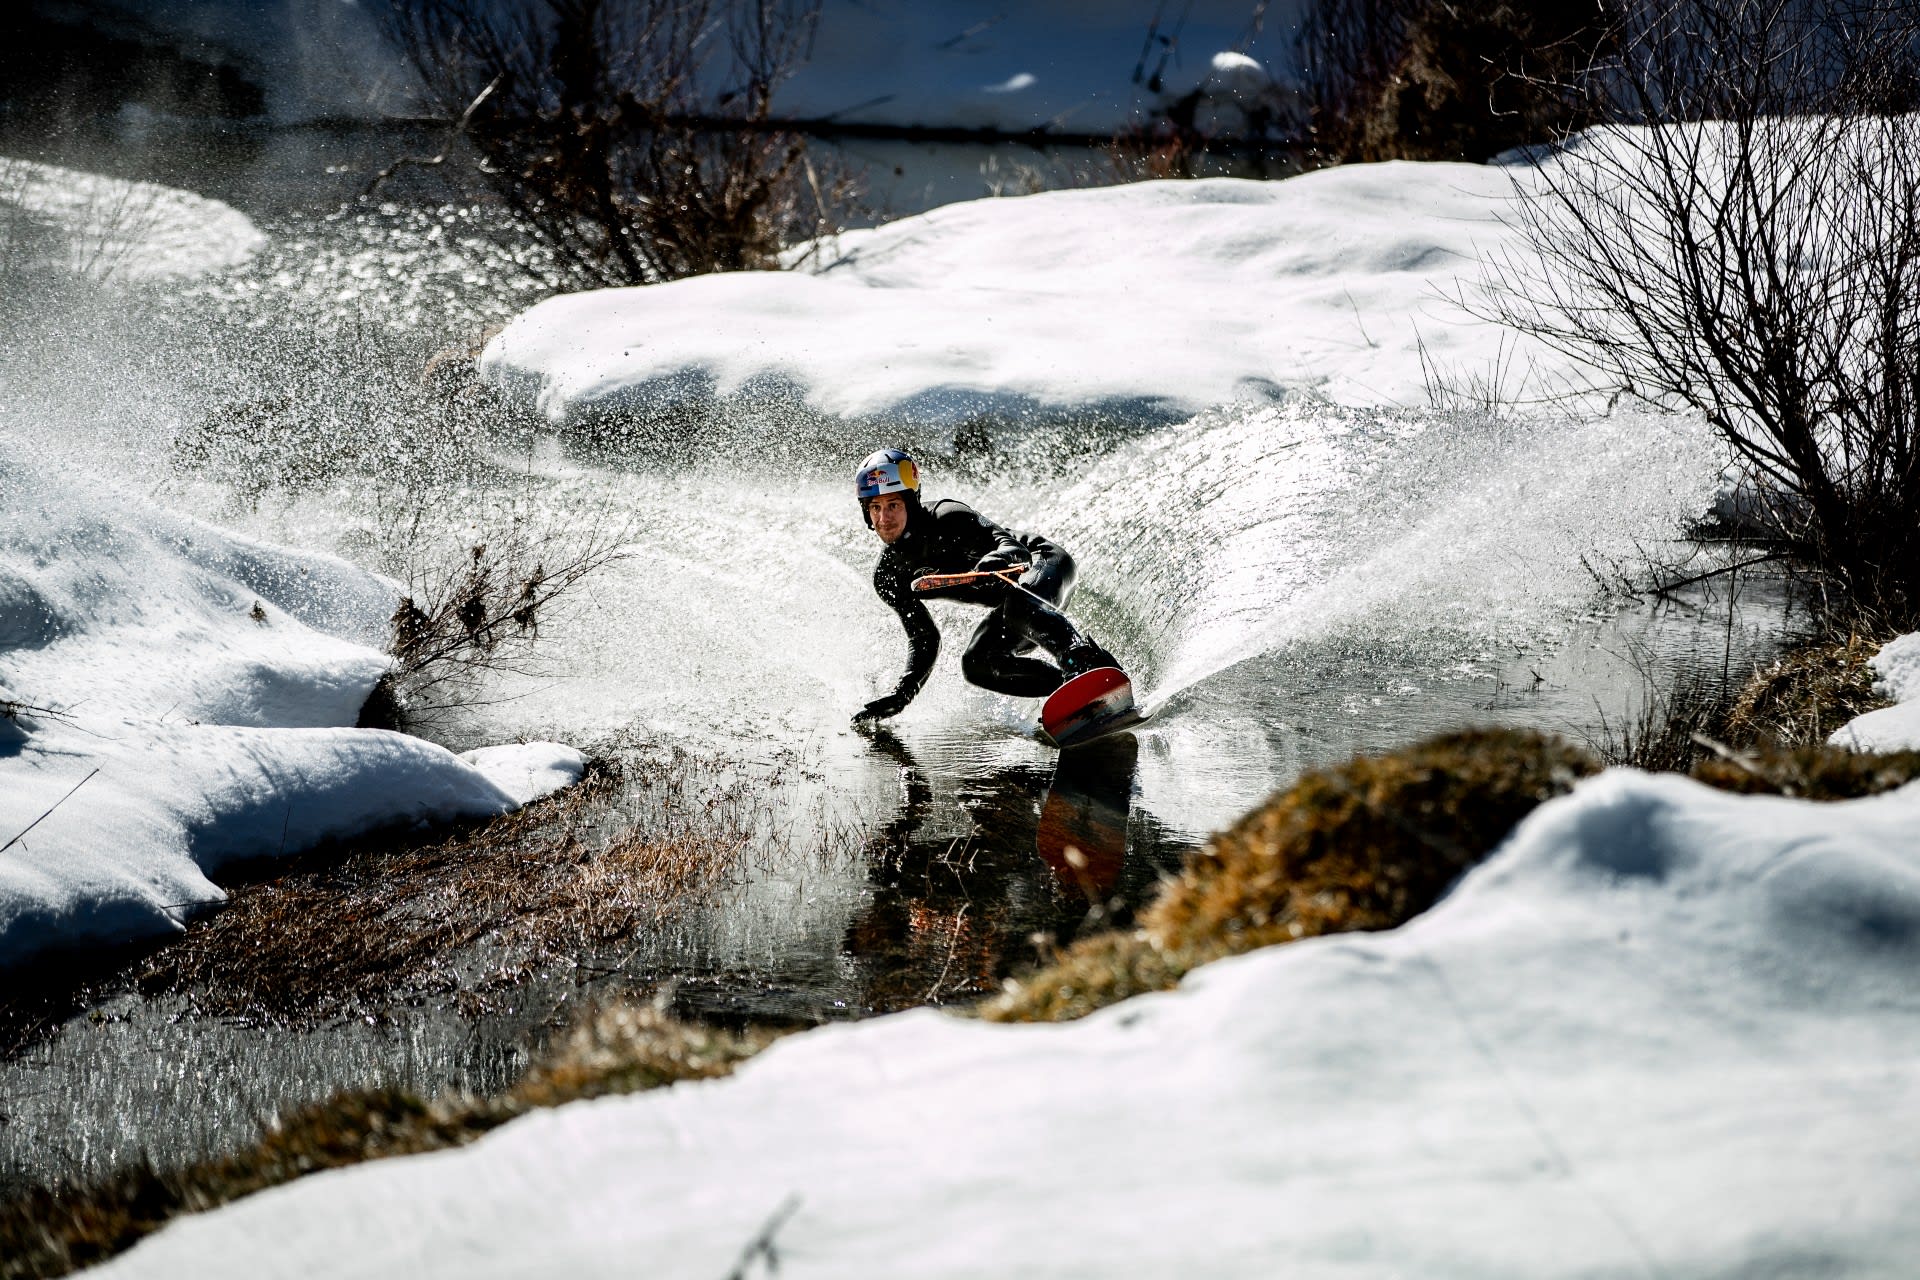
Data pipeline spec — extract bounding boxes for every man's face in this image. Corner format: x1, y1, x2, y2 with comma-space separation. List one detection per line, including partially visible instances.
868, 492, 910, 543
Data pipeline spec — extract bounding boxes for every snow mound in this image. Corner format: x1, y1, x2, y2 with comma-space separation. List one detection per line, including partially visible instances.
0, 157, 265, 283
1866, 632, 1920, 704
458, 742, 589, 807
1830, 632, 1920, 752
98, 770, 1920, 1278
0, 440, 577, 970
482, 166, 1547, 430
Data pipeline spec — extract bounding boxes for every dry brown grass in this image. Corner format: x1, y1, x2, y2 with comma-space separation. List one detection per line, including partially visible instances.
1690, 743, 1920, 800
510, 1001, 775, 1106
127, 751, 754, 1023
0, 1002, 772, 1280
983, 728, 1600, 1024
1723, 634, 1889, 748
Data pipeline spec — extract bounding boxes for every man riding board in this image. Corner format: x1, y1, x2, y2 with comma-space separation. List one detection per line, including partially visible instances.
851, 447, 1116, 725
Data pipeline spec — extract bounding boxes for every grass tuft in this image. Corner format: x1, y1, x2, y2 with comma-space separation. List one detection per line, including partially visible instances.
510, 1001, 777, 1107
1591, 661, 1739, 772
1723, 636, 1889, 748
1690, 743, 1920, 801
978, 931, 1188, 1026
984, 729, 1599, 1023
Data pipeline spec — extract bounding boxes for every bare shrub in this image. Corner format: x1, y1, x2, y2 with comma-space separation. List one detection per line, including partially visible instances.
378, 0, 853, 290
1296, 0, 1618, 165
1482, 0, 1920, 626
169, 324, 504, 511
171, 390, 479, 510
0, 162, 58, 288
374, 513, 630, 727
170, 337, 629, 731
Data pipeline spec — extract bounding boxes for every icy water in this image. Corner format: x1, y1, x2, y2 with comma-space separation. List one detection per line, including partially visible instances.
0, 127, 1797, 1190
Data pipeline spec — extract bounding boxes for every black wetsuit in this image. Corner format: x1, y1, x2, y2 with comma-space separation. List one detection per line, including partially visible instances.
869, 498, 1093, 710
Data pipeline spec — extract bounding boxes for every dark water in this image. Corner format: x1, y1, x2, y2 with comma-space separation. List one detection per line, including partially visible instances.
0, 123, 1800, 1191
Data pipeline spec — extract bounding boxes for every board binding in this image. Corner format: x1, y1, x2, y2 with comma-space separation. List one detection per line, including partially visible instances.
1040, 666, 1148, 749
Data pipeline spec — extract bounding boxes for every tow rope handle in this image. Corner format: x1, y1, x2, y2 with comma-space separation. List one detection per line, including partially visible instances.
910, 563, 1033, 594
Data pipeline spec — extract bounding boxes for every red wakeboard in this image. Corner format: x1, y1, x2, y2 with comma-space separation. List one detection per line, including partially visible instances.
1040, 667, 1149, 749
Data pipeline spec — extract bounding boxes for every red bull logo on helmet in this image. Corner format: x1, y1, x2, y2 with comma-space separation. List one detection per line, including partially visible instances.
856, 451, 918, 499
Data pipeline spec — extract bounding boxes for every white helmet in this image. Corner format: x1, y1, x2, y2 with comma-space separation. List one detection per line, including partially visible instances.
855, 448, 921, 526
854, 448, 919, 501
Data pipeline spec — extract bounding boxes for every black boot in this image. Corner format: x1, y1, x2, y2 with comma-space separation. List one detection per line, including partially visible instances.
1059, 639, 1119, 676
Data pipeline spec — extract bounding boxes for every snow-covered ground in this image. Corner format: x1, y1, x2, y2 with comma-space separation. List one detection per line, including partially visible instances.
0, 157, 265, 283
490, 120, 1916, 435
97, 766, 1920, 1277
1832, 633, 1920, 752
0, 439, 582, 971
481, 160, 1578, 431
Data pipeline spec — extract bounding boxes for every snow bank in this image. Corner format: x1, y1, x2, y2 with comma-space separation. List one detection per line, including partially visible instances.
483, 163, 1553, 430
458, 742, 593, 808
0, 441, 583, 970
0, 157, 264, 283
1830, 632, 1920, 752
100, 769, 1920, 1277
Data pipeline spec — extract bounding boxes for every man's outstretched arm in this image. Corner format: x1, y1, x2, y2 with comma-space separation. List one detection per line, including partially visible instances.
855, 594, 940, 722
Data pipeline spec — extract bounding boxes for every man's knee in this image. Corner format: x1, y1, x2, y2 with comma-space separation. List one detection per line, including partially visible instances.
960, 643, 999, 686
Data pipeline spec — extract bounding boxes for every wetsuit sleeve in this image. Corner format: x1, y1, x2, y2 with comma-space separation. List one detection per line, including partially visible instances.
874, 558, 940, 706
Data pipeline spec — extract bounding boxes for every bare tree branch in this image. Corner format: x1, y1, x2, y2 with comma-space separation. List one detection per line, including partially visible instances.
1479, 0, 1920, 626
373, 0, 853, 290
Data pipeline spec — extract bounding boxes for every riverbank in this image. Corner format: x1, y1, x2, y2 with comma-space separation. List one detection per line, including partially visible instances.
10, 690, 1919, 1277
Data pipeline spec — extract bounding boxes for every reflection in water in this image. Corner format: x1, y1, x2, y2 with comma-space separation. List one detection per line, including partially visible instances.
699, 724, 1176, 1018
848, 729, 1159, 1013
841, 723, 1156, 1012
1036, 735, 1138, 904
